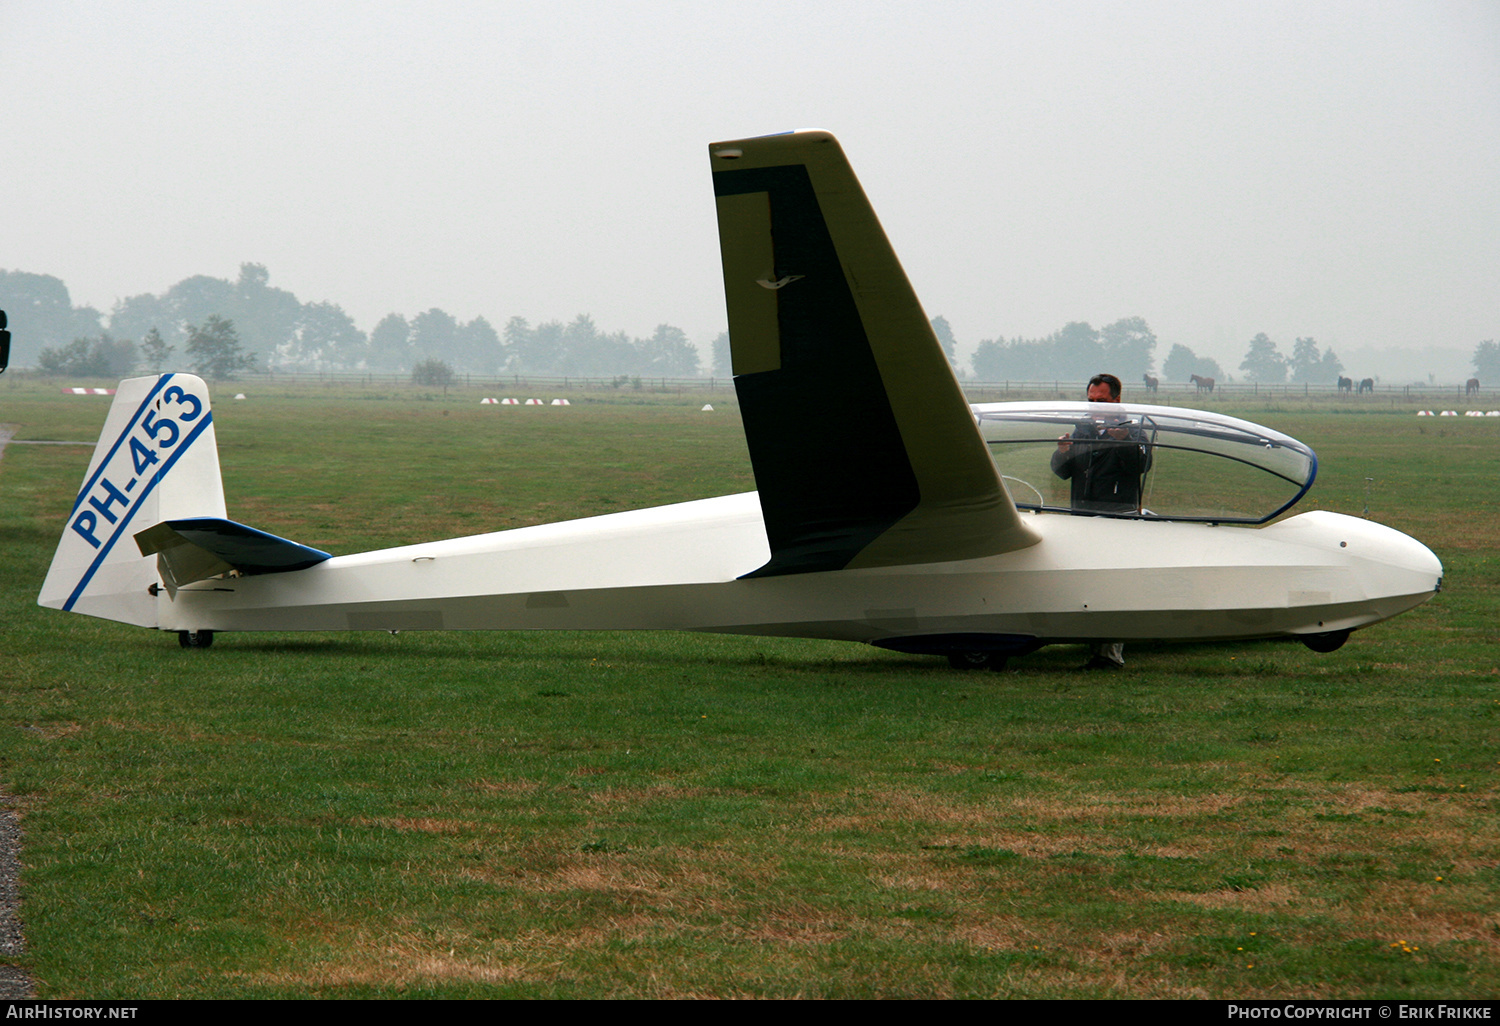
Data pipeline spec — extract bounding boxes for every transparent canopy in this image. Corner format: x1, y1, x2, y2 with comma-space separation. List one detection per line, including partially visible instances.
973, 402, 1318, 524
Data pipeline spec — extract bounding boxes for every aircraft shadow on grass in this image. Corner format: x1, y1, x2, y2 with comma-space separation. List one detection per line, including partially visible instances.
39, 131, 1442, 670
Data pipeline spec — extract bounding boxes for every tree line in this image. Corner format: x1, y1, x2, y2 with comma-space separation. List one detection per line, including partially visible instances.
972, 317, 1158, 383
969, 319, 1353, 388
3, 264, 701, 379
4, 264, 1492, 385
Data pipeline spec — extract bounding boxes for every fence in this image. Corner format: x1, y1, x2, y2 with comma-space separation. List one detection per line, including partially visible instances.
4, 366, 1487, 404
222, 370, 1497, 400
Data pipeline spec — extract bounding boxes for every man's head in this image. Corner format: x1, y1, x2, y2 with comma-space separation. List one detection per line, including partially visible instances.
1087, 373, 1122, 403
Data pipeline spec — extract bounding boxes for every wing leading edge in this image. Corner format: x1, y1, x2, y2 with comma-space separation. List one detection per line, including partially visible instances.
710, 131, 1038, 577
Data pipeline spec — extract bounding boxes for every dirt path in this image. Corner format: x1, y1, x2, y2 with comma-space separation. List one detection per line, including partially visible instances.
0, 796, 30, 998
0, 426, 37, 995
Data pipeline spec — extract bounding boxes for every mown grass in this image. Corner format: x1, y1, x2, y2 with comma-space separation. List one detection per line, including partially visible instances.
0, 380, 1496, 998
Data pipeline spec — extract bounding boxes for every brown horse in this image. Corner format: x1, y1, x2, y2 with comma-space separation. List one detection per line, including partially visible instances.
1467, 378, 1480, 396
1190, 374, 1215, 394
1358, 378, 1374, 394
1142, 374, 1158, 393
1337, 376, 1353, 394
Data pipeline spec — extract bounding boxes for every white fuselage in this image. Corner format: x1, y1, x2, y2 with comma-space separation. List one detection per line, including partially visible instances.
159, 493, 1442, 646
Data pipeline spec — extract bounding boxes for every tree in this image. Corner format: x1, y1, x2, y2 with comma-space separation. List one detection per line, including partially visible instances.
970, 322, 1102, 382
502, 316, 542, 373
970, 337, 1006, 381
164, 275, 235, 344
592, 329, 643, 376
1240, 333, 1286, 383
0, 270, 101, 367
409, 308, 459, 365
229, 263, 301, 357
557, 314, 603, 375
185, 316, 255, 380
640, 323, 699, 377
454, 316, 503, 374
711, 332, 731, 378
139, 327, 174, 372
1053, 322, 1103, 377
37, 333, 137, 377
1162, 344, 1224, 382
972, 335, 1055, 381
548, 314, 641, 376
109, 292, 175, 354
368, 313, 411, 371
411, 358, 454, 387
930, 315, 960, 371
1287, 336, 1341, 383
272, 301, 366, 369
1288, 336, 1320, 383
1099, 316, 1157, 380
519, 320, 566, 374
109, 264, 301, 366
290, 301, 367, 368
1473, 340, 1500, 381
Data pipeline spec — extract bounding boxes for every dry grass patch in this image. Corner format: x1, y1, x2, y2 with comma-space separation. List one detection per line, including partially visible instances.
1160, 883, 1311, 913
360, 817, 473, 835
463, 850, 736, 909
583, 784, 706, 807
950, 917, 1048, 949
734, 908, 853, 947
1005, 791, 1247, 821
471, 778, 541, 794
25, 721, 80, 741
1338, 883, 1500, 946
249, 937, 540, 992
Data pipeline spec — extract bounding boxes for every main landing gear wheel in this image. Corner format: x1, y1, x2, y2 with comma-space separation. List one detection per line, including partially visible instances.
178, 630, 214, 649
948, 652, 1008, 671
1301, 629, 1350, 653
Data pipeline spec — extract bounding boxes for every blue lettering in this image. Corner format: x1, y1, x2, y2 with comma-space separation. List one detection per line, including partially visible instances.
88, 478, 131, 524
72, 510, 101, 548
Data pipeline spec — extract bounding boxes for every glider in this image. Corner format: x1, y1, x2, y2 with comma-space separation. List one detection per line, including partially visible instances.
39, 131, 1442, 667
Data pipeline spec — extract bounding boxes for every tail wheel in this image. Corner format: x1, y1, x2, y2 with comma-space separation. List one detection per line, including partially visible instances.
178, 630, 215, 649
947, 652, 1008, 671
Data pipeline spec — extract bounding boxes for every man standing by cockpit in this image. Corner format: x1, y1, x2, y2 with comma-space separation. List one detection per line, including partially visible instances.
1050, 372, 1149, 667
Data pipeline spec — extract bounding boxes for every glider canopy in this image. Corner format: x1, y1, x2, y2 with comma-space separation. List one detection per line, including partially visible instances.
975, 401, 1317, 524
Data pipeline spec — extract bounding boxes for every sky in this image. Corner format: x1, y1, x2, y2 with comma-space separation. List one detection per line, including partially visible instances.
3, 0, 1497, 380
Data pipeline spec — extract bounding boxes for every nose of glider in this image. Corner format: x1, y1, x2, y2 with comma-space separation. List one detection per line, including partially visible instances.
1266, 509, 1443, 599
1342, 515, 1443, 583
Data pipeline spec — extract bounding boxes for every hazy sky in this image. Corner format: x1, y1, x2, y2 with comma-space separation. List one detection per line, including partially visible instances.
4, 1, 1497, 376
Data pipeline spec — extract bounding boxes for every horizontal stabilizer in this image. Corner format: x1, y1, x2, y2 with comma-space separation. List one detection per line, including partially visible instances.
136, 518, 330, 594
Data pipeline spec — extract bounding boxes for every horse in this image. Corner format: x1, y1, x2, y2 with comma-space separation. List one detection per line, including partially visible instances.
1337, 376, 1353, 394
1467, 378, 1480, 396
1358, 378, 1374, 394
1190, 374, 1215, 394
1142, 374, 1158, 393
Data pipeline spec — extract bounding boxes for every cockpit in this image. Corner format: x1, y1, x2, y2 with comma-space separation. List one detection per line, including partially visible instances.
973, 402, 1317, 524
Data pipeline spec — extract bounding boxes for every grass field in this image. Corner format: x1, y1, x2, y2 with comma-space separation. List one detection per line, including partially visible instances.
0, 377, 1496, 998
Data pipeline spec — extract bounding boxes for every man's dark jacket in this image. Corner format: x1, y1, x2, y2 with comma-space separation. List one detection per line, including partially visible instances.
1049, 419, 1150, 514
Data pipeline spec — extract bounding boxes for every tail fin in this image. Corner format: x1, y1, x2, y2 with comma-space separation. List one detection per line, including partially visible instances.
709, 130, 1038, 577
38, 374, 226, 625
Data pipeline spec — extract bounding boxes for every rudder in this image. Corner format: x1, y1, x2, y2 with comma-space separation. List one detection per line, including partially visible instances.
708, 131, 1038, 576
38, 374, 226, 626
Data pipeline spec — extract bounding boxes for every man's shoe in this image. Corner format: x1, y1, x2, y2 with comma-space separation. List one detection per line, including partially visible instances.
1083, 656, 1123, 670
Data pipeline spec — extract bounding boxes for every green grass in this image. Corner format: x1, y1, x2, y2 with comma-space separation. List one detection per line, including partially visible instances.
0, 380, 1496, 998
